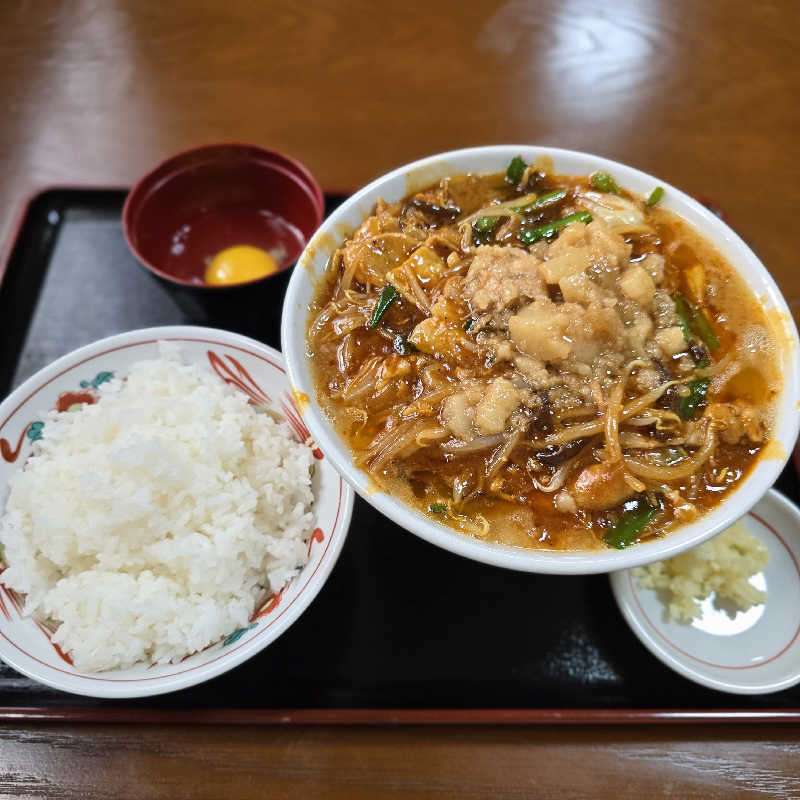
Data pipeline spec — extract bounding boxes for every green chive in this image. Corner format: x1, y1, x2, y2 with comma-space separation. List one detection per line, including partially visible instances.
393, 335, 417, 355
604, 498, 660, 550
674, 294, 720, 352
674, 295, 695, 343
429, 503, 448, 514
646, 186, 665, 207
590, 170, 620, 195
677, 379, 710, 420
506, 155, 526, 185
475, 216, 501, 232
519, 211, 592, 245
463, 317, 475, 332
691, 307, 720, 351
511, 188, 568, 213
367, 284, 399, 328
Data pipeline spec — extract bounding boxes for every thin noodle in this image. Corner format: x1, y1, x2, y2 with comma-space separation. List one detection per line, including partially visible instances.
403, 265, 431, 312
625, 424, 717, 482
486, 422, 528, 479
338, 249, 358, 293
532, 380, 685, 448
604, 380, 626, 463
458, 193, 540, 230
533, 463, 571, 493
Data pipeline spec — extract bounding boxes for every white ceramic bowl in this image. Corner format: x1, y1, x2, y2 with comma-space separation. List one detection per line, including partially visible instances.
0, 326, 353, 697
281, 145, 800, 575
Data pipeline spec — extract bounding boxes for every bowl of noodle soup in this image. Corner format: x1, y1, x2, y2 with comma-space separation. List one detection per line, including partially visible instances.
282, 146, 799, 574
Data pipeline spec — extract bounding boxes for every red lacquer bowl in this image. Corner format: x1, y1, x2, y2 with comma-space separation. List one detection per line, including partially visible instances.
123, 143, 324, 338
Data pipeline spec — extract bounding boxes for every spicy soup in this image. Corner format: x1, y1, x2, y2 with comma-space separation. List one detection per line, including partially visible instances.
307, 156, 779, 551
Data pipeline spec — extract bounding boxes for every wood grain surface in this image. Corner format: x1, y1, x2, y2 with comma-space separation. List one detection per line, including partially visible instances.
1, 723, 799, 800
0, 0, 799, 797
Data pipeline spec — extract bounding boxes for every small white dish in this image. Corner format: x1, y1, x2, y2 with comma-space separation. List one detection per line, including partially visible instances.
0, 326, 353, 698
610, 489, 800, 694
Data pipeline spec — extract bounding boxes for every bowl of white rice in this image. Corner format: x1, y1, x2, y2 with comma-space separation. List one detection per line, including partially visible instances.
0, 326, 353, 698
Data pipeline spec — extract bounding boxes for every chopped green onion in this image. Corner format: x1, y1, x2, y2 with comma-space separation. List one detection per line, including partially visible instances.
590, 170, 620, 195
674, 295, 695, 343
691, 307, 720, 351
393, 335, 417, 355
506, 155, 526, 185
519, 211, 592, 245
475, 215, 501, 232
429, 503, 448, 514
367, 284, 399, 328
604, 497, 660, 550
674, 294, 720, 352
646, 186, 665, 207
677, 378, 710, 420
511, 188, 568, 213
463, 317, 475, 332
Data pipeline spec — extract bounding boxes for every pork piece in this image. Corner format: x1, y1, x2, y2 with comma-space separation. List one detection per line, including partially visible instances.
509, 299, 574, 361
554, 490, 578, 515
655, 326, 686, 357
586, 220, 632, 270
623, 312, 655, 357
408, 316, 472, 362
539, 247, 592, 284
537, 221, 592, 284
567, 305, 625, 363
509, 298, 624, 364
619, 265, 656, 306
683, 401, 766, 448
559, 271, 609, 305
651, 289, 680, 328
581, 220, 633, 289
441, 392, 475, 440
545, 219, 588, 257
631, 364, 662, 393
513, 354, 551, 389
543, 218, 631, 283
424, 225, 462, 252
474, 378, 522, 435
463, 246, 547, 313
705, 402, 767, 445
571, 461, 635, 511
639, 253, 666, 284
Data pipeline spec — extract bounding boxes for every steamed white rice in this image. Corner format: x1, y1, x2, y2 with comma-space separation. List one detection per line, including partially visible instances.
0, 342, 314, 672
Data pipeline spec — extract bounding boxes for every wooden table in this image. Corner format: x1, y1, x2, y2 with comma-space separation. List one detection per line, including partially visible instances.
0, 0, 798, 796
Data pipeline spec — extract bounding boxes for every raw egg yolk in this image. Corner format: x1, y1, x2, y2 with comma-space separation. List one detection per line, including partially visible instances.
204, 245, 279, 286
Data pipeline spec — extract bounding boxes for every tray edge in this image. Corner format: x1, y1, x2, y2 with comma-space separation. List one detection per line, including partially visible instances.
0, 707, 798, 725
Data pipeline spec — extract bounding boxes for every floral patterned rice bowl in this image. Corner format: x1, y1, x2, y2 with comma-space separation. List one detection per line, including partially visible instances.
0, 326, 353, 698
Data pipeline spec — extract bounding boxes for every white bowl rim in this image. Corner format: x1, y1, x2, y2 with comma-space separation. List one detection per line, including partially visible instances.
0, 325, 354, 697
282, 145, 800, 575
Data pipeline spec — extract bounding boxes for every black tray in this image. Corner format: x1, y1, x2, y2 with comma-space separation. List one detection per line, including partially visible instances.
0, 188, 798, 724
